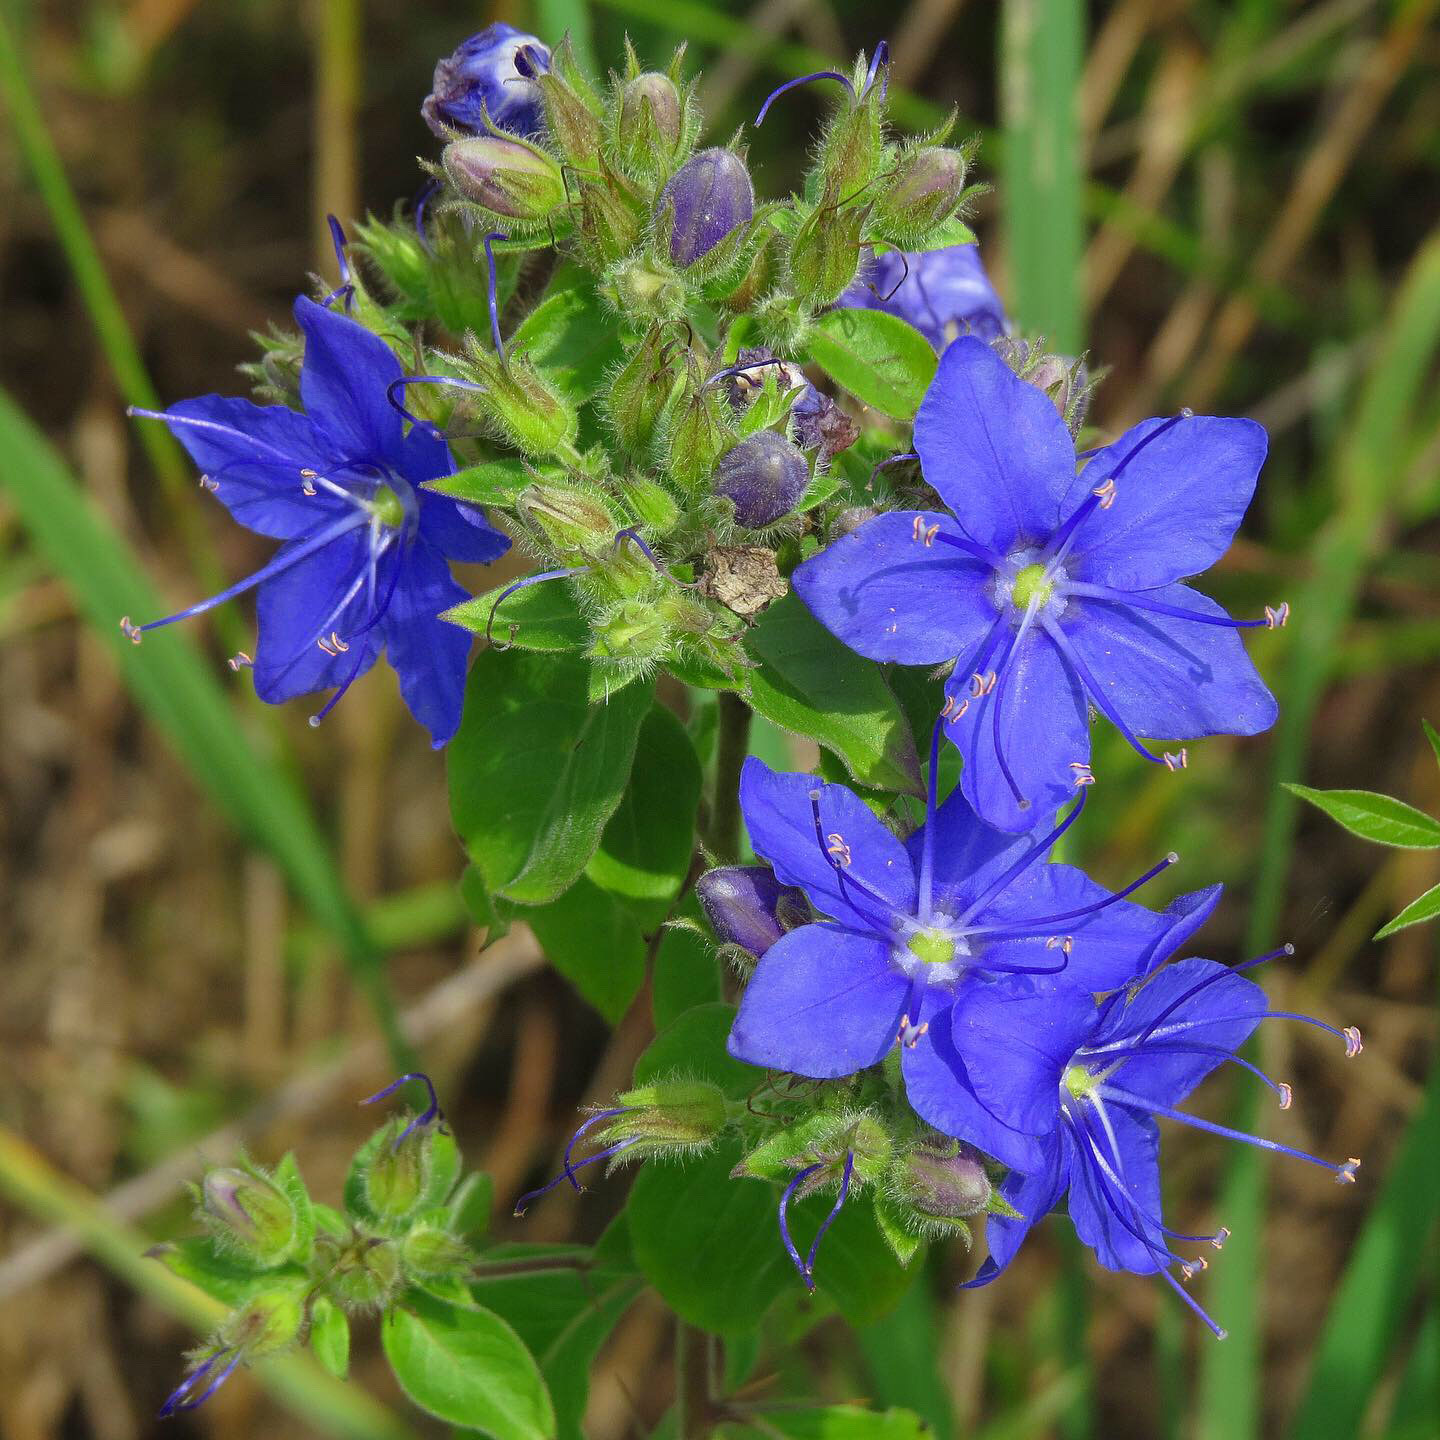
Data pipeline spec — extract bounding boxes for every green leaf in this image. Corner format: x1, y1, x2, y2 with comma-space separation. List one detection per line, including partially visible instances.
425, 458, 540, 509
1284, 783, 1440, 848
309, 1296, 351, 1379
790, 1194, 916, 1326
382, 1290, 555, 1439
652, 903, 722, 1031
745, 593, 921, 794
633, 1002, 757, 1100
1423, 718, 1440, 770
1374, 880, 1440, 940
627, 1139, 792, 1336
717, 1405, 931, 1438
155, 1237, 297, 1307
526, 875, 647, 1022
510, 278, 625, 403
448, 650, 654, 905
803, 309, 937, 420
909, 214, 978, 252
273, 1151, 316, 1265
446, 579, 589, 651
587, 705, 703, 928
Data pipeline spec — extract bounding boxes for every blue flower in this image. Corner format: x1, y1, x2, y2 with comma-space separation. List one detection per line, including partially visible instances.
792, 337, 1281, 831
422, 24, 551, 140
124, 297, 510, 747
967, 944, 1362, 1335
836, 243, 1008, 350
724, 730, 1220, 1173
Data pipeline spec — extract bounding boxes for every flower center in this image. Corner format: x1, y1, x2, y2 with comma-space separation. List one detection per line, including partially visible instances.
906, 928, 957, 968
372, 485, 406, 529
1063, 1062, 1097, 1099
1011, 562, 1054, 612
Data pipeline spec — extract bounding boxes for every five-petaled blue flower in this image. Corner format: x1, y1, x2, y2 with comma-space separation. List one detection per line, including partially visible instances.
965, 935, 1362, 1336
836, 242, 1008, 351
124, 297, 510, 747
724, 733, 1219, 1174
793, 336, 1282, 831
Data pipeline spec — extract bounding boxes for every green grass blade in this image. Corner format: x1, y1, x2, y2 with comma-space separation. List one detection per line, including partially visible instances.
1200, 226, 1440, 1440
0, 387, 408, 1067
1000, 0, 1085, 353
1283, 1054, 1440, 1439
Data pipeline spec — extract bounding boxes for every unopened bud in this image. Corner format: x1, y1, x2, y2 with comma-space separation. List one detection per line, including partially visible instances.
589, 599, 672, 668
199, 1167, 297, 1268
519, 483, 620, 553
322, 1234, 402, 1313
604, 256, 686, 324
465, 348, 577, 456
607, 327, 681, 456
788, 196, 869, 309
897, 1142, 992, 1220
401, 1225, 473, 1279
697, 866, 806, 957
442, 136, 566, 223
658, 148, 754, 270
422, 24, 551, 140
616, 473, 681, 534
617, 73, 684, 176
363, 1128, 429, 1223
872, 147, 969, 245
993, 338, 1092, 436
664, 382, 733, 494
714, 431, 809, 529
221, 1289, 306, 1361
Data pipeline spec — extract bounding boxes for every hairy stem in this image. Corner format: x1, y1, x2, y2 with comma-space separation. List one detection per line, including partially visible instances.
708, 691, 752, 863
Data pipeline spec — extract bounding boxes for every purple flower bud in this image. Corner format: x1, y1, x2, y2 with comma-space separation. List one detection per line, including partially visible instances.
659, 148, 754, 268
199, 1166, 297, 1267
714, 431, 810, 529
697, 865, 806, 956
899, 1142, 992, 1219
837, 242, 1008, 351
872, 147, 970, 244
618, 72, 684, 171
441, 136, 566, 221
423, 24, 551, 139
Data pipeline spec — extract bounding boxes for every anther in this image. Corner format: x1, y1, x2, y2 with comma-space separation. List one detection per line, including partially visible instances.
1277, 1082, 1293, 1111
896, 1014, 929, 1049
1091, 478, 1117, 509
329, 631, 350, 653
947, 698, 970, 724
826, 832, 852, 867
1211, 1227, 1230, 1249
227, 651, 253, 671
317, 637, 337, 657
199, 475, 218, 492
923, 523, 939, 547
912, 515, 926, 543
119, 616, 143, 645
1336, 1158, 1361, 1185
1342, 1026, 1363, 1058
1070, 761, 1095, 788
300, 467, 319, 496
969, 670, 996, 698
1163, 749, 1189, 771
1264, 602, 1290, 629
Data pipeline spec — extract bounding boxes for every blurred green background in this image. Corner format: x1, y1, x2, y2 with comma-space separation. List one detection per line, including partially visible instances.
1, 1, 1438, 1437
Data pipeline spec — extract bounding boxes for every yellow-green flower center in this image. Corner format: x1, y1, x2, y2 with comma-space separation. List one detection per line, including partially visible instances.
1063, 1063, 1095, 1099
906, 929, 956, 967
372, 485, 406, 529
1012, 563, 1054, 612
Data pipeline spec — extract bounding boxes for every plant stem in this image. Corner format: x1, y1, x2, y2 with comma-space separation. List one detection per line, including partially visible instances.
676, 1321, 715, 1439
708, 691, 752, 863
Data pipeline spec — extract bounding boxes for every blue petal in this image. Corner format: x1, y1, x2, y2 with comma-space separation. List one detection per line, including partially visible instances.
252, 526, 382, 703
913, 337, 1076, 555
946, 981, 1095, 1139
964, 1134, 1068, 1288
294, 297, 404, 466
383, 536, 473, 747
1097, 956, 1267, 1107
726, 925, 909, 1078
1066, 585, 1278, 740
739, 758, 917, 931
977, 861, 1173, 995
404, 428, 512, 565
903, 783, 1032, 917
162, 395, 345, 540
949, 630, 1090, 834
900, 992, 1047, 1172
1140, 884, 1223, 977
1065, 1104, 1166, 1274
1064, 416, 1267, 590
792, 510, 997, 665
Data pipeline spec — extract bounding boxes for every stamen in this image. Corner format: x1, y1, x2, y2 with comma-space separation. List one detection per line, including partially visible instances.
199, 474, 218, 492
385, 376, 484, 439
1071, 761, 1095, 787
755, 70, 856, 127
806, 790, 899, 934
1091, 478, 1117, 509
1065, 582, 1287, 632
1127, 943, 1295, 1049
227, 651, 253, 671
967, 852, 1178, 942
918, 713, 945, 920
308, 646, 371, 729
1277, 1082, 1293, 1110
1213, 1227, 1231, 1249
929, 529, 1006, 567
1163, 750, 1188, 771
1343, 1026, 1363, 1058
1265, 602, 1290, 628
861, 41, 891, 97
867, 450, 918, 491
563, 1107, 632, 1190
896, 1014, 929, 1049
778, 1162, 825, 1287
120, 616, 142, 644
482, 230, 508, 357
300, 467, 319, 496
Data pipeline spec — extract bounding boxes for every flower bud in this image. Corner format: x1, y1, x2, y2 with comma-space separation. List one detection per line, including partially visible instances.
896, 1142, 992, 1220
788, 196, 869, 310
607, 326, 681, 457
606, 1080, 728, 1155
658, 148, 754, 270
725, 347, 857, 459
575, 167, 647, 266
617, 73, 685, 176
663, 381, 733, 494
603, 256, 687, 324
589, 599, 672, 669
442, 136, 566, 224
401, 1225, 473, 1279
872, 147, 970, 246
697, 865, 807, 956
714, 431, 810, 529
320, 1234, 402, 1314
616, 473, 681, 535
993, 338, 1092, 437
363, 1130, 429, 1223
199, 1166, 298, 1268
221, 1289, 306, 1361
422, 25, 551, 139
464, 347, 577, 457
519, 482, 620, 554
